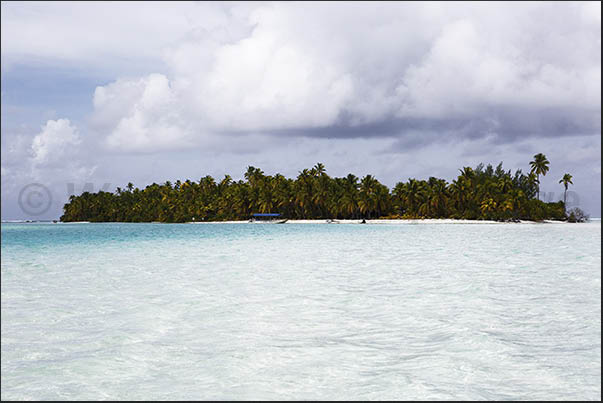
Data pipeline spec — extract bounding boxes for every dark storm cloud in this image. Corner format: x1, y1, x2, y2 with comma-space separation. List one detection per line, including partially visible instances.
264, 105, 599, 151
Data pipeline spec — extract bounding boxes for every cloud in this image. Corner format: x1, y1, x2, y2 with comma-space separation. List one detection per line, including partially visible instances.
1, 2, 600, 218
27, 119, 96, 183
92, 74, 194, 152
1, 119, 96, 219
31, 118, 81, 165
74, 2, 601, 153
396, 18, 600, 118
0, 2, 253, 75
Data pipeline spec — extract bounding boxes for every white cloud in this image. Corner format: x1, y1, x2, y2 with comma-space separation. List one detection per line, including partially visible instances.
190, 26, 355, 130
31, 119, 81, 165
92, 74, 194, 152
8, 2, 596, 150
28, 119, 96, 185
396, 7, 601, 118
1, 119, 97, 219
0, 2, 251, 74
76, 2, 600, 153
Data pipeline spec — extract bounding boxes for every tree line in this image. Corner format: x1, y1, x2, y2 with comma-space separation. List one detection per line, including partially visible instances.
60, 154, 577, 223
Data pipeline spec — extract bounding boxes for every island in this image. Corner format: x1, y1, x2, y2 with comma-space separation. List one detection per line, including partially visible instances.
60, 154, 587, 223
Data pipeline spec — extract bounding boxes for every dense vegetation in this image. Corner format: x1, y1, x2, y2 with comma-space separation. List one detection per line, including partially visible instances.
61, 155, 574, 223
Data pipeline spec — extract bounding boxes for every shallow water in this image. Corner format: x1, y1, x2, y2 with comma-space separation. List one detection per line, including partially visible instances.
1, 221, 601, 400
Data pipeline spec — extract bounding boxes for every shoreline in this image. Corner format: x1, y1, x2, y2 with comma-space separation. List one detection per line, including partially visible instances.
189, 218, 595, 225
4, 218, 600, 225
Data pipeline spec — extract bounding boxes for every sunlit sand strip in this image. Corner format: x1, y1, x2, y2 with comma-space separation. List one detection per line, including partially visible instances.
188, 219, 590, 224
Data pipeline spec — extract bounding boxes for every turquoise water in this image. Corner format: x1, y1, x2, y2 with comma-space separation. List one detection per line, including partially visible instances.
1, 221, 601, 400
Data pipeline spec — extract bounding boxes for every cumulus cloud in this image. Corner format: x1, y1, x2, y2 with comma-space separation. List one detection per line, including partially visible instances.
1, 119, 96, 219
26, 119, 96, 183
92, 74, 194, 152
31, 118, 81, 165
77, 1, 601, 153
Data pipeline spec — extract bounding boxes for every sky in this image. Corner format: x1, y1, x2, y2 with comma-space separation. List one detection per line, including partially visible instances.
1, 1, 601, 220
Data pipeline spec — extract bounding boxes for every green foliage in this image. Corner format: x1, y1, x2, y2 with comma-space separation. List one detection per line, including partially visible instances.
546, 201, 567, 221
60, 159, 577, 223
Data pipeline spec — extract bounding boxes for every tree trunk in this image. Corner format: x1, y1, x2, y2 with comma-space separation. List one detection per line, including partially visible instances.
537, 174, 540, 200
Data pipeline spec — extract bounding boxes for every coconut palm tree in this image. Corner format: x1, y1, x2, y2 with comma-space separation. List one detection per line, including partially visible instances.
313, 162, 326, 176
529, 153, 550, 200
402, 179, 424, 217
507, 189, 526, 219
392, 182, 407, 215
60, 160, 578, 223
427, 178, 449, 217
559, 173, 573, 214
480, 198, 497, 218
342, 174, 359, 218
359, 175, 377, 218
497, 175, 514, 194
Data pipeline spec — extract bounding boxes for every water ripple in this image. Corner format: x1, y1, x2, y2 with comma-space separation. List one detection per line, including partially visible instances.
1, 222, 601, 400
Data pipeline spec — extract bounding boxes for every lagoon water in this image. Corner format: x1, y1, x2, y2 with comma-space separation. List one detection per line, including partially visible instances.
1, 221, 601, 400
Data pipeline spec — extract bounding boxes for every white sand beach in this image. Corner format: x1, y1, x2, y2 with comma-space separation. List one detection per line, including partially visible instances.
188, 218, 580, 225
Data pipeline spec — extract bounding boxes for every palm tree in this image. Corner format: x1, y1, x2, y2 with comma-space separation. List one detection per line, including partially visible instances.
359, 175, 377, 218
480, 198, 497, 217
313, 162, 326, 176
392, 182, 407, 215
61, 160, 577, 223
507, 189, 526, 219
426, 178, 448, 217
529, 153, 550, 200
497, 175, 514, 194
374, 184, 390, 218
295, 169, 314, 218
403, 179, 424, 217
342, 174, 359, 218
559, 173, 573, 214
